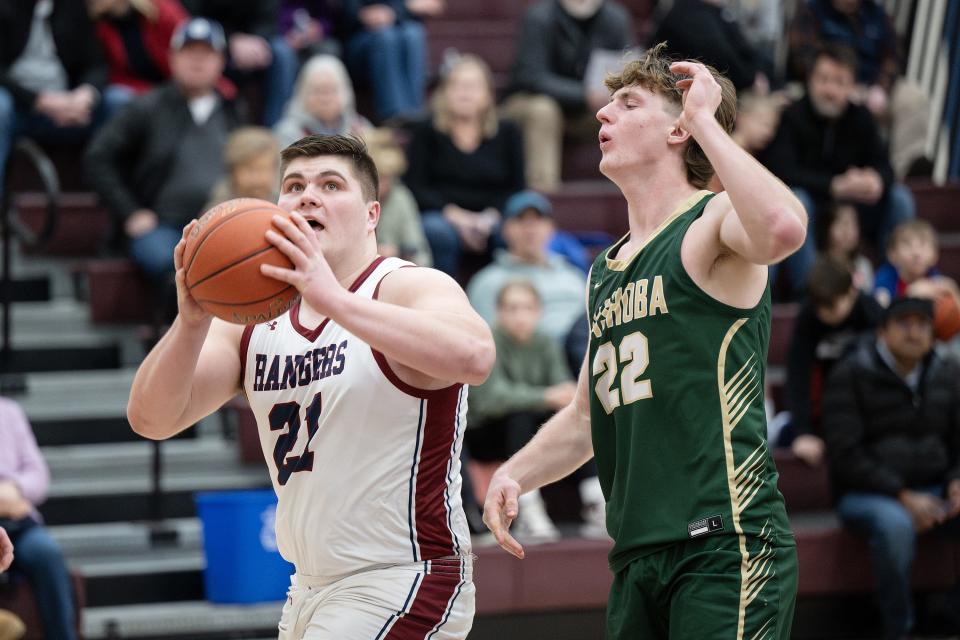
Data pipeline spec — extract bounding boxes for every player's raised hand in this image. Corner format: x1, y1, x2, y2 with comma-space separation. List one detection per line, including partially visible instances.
174, 220, 212, 327
483, 473, 525, 559
262, 212, 342, 316
670, 60, 722, 133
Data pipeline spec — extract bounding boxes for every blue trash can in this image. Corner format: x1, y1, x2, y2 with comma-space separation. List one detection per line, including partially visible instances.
195, 489, 295, 603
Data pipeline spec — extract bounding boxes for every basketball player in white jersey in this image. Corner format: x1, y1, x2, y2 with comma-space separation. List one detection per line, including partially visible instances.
127, 134, 495, 639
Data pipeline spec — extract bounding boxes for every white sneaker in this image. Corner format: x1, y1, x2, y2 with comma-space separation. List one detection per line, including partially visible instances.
578, 476, 611, 540
514, 490, 561, 543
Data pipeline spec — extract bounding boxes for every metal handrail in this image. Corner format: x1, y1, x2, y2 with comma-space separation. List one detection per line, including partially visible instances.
1, 137, 62, 386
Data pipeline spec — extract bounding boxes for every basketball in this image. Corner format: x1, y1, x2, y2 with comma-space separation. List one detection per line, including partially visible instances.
182, 198, 299, 324
934, 293, 960, 341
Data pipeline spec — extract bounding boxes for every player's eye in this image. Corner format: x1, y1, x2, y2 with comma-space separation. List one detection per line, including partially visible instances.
323, 181, 339, 191
286, 183, 304, 193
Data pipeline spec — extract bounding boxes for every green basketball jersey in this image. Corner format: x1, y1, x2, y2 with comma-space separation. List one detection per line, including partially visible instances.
587, 191, 793, 573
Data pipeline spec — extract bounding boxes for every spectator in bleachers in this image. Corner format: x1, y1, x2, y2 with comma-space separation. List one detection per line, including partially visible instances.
875, 219, 960, 345
731, 93, 782, 156
501, 0, 633, 191
875, 220, 956, 305
781, 256, 881, 464
819, 202, 874, 292
181, 0, 298, 126
0, 397, 76, 640
788, 0, 931, 178
273, 54, 371, 148
85, 17, 243, 282
88, 0, 190, 117
651, 0, 770, 94
822, 296, 960, 640
405, 54, 525, 278
205, 126, 278, 209
278, 0, 341, 63
467, 280, 606, 541
0, 0, 108, 201
342, 0, 442, 123
760, 43, 914, 300
365, 128, 432, 266
467, 190, 585, 345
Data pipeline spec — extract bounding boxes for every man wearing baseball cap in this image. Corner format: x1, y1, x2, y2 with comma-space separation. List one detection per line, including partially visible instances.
85, 15, 244, 299
823, 296, 960, 639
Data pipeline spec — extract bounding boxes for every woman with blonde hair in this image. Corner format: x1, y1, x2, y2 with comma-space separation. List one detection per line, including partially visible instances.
88, 0, 189, 116
273, 54, 371, 147
405, 53, 525, 277
206, 127, 279, 209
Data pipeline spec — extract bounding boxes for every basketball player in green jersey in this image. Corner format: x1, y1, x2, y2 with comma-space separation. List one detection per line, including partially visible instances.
483, 44, 807, 639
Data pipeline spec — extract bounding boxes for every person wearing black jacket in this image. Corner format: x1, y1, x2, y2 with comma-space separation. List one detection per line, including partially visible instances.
782, 256, 881, 464
759, 43, 914, 299
823, 297, 960, 639
650, 0, 767, 93
85, 18, 244, 281
0, 0, 108, 198
500, 0, 632, 191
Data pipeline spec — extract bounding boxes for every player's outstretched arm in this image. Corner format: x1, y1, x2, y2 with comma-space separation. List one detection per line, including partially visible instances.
483, 354, 595, 559
263, 212, 495, 387
672, 61, 807, 266
127, 223, 245, 440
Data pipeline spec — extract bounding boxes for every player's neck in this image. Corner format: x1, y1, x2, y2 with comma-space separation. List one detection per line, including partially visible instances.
620, 175, 701, 240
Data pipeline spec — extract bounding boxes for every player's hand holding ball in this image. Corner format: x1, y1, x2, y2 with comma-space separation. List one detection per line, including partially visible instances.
261, 211, 344, 318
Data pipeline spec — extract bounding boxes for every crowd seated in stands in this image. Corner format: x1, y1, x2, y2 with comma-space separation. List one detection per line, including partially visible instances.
181, 0, 298, 126
205, 126, 278, 209
0, 397, 76, 640
342, 0, 441, 122
365, 127, 432, 266
501, 0, 633, 191
0, 0, 108, 202
85, 17, 243, 283
788, 0, 931, 178
404, 54, 525, 278
466, 280, 605, 541
467, 190, 585, 347
89, 0, 190, 118
273, 53, 371, 147
760, 43, 914, 300
780, 256, 881, 463
823, 296, 960, 640
818, 202, 875, 292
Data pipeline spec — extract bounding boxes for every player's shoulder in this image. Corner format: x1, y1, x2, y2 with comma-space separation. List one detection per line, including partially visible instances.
376, 264, 465, 305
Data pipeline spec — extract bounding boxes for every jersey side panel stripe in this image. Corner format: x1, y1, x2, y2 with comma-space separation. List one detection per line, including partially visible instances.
384, 562, 463, 640
414, 390, 460, 559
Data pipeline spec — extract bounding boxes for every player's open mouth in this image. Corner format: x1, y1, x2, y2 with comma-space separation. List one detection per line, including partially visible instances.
306, 220, 324, 230
599, 132, 612, 148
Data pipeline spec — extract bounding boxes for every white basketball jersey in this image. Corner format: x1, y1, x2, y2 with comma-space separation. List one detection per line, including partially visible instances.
240, 256, 472, 580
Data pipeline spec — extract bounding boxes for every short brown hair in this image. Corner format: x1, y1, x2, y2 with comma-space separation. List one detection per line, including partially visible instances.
888, 219, 937, 251
812, 43, 859, 78
280, 134, 379, 202
496, 279, 541, 308
807, 255, 854, 309
604, 42, 737, 189
224, 126, 278, 170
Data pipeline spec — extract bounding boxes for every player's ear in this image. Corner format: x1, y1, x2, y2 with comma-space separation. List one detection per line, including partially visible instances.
366, 200, 381, 232
667, 119, 691, 146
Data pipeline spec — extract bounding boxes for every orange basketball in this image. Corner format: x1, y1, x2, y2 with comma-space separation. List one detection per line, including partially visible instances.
934, 293, 960, 342
182, 198, 299, 324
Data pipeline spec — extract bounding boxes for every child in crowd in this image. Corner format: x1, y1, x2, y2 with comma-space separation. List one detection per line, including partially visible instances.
205, 127, 279, 209
466, 280, 605, 541
819, 202, 874, 293
364, 128, 433, 267
875, 218, 960, 341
